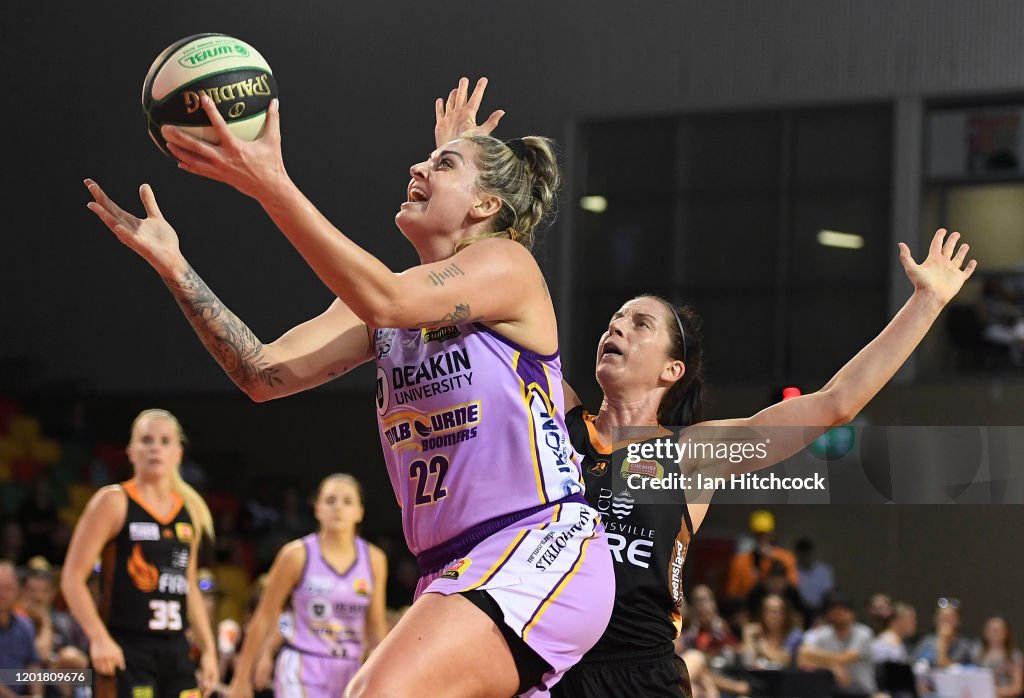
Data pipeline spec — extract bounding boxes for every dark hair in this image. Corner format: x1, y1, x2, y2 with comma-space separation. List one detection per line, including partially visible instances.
982, 614, 1016, 654
760, 593, 793, 636
638, 295, 705, 427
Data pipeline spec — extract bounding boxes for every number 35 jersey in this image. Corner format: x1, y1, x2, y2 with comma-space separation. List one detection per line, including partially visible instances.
99, 481, 194, 635
374, 323, 584, 555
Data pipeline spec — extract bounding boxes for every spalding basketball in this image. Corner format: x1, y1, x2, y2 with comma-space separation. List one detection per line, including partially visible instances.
142, 33, 277, 158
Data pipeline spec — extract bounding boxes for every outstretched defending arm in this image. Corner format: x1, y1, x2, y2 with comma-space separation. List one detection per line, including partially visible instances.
687, 228, 976, 477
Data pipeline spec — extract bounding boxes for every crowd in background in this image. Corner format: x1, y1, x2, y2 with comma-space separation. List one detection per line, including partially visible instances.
1, 398, 1022, 697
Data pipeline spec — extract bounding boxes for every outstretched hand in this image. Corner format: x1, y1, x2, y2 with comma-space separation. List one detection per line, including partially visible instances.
85, 180, 183, 276
161, 96, 287, 200
434, 76, 505, 148
899, 228, 978, 305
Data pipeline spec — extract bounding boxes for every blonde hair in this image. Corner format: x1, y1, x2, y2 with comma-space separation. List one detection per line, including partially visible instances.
131, 409, 215, 542
454, 135, 561, 253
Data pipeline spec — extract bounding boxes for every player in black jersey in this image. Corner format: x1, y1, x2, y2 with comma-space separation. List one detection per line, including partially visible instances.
61, 409, 218, 698
553, 229, 977, 698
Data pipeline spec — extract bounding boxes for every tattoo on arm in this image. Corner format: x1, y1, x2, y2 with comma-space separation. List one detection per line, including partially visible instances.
162, 266, 284, 391
415, 303, 472, 328
426, 264, 465, 287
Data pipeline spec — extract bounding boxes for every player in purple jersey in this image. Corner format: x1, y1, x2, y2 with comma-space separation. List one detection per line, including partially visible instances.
227, 474, 387, 698
86, 76, 613, 696
554, 229, 978, 698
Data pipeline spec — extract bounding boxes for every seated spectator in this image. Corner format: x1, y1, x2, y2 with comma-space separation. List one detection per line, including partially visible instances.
912, 597, 976, 668
973, 615, 1023, 698
725, 510, 798, 604
682, 585, 751, 698
746, 560, 807, 631
741, 594, 803, 669
870, 601, 916, 663
866, 592, 894, 635
18, 564, 88, 661
683, 585, 741, 662
682, 649, 722, 698
797, 592, 876, 696
0, 560, 42, 696
795, 537, 834, 620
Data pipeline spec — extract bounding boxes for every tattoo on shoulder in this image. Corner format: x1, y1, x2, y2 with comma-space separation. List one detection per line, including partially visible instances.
416, 303, 472, 328
427, 263, 465, 287
162, 267, 284, 391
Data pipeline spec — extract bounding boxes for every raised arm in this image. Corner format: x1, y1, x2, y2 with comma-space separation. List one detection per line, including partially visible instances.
684, 229, 976, 479
157, 89, 549, 342
712, 229, 975, 430
85, 181, 373, 401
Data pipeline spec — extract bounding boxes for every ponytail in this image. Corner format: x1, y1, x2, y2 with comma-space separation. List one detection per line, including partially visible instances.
171, 468, 215, 542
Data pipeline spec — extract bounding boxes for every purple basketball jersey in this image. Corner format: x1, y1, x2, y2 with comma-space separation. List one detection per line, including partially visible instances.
284, 534, 374, 659
374, 323, 584, 554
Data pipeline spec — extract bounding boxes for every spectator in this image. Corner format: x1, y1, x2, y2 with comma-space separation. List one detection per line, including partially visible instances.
912, 598, 976, 668
798, 592, 876, 696
741, 594, 803, 669
870, 602, 916, 663
795, 538, 834, 620
973, 615, 1023, 698
866, 592, 894, 635
0, 560, 42, 697
725, 510, 798, 603
18, 565, 87, 660
746, 560, 807, 630
683, 585, 740, 661
682, 649, 721, 698
683, 585, 751, 698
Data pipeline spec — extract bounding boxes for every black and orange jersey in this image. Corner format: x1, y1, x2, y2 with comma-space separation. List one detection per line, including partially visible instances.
565, 406, 693, 652
99, 482, 194, 635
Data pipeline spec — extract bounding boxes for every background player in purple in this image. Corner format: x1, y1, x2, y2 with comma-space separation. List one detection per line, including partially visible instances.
553, 229, 977, 698
227, 474, 387, 698
60, 409, 219, 698
85, 74, 613, 697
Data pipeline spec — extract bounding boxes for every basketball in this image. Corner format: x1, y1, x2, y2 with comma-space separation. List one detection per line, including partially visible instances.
142, 33, 277, 158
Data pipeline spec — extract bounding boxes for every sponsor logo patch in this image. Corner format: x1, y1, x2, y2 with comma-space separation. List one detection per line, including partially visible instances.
422, 326, 461, 343
619, 458, 664, 480
440, 557, 472, 580
129, 522, 160, 541
352, 577, 371, 596
175, 522, 194, 543
588, 458, 609, 477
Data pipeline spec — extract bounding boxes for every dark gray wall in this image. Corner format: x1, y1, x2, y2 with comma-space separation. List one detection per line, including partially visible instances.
9, 1, 1024, 393
5, 0, 1024, 634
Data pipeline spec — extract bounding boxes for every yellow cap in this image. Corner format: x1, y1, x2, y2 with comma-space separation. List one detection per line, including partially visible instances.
749, 509, 775, 534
